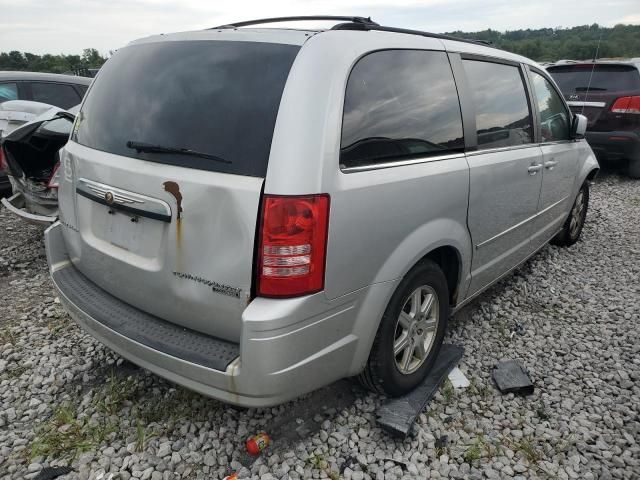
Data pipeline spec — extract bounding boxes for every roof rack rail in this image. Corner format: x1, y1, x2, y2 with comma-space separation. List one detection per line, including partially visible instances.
211, 16, 379, 29
333, 23, 501, 49
209, 15, 501, 50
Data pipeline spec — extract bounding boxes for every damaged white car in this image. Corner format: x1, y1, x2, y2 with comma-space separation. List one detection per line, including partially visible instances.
0, 100, 77, 224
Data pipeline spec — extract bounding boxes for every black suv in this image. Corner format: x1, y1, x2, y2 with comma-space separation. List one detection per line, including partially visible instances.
547, 60, 640, 178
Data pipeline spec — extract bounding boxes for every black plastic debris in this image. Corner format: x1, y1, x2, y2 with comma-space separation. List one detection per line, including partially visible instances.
340, 456, 361, 474
34, 467, 73, 480
492, 360, 534, 395
377, 344, 464, 437
435, 434, 449, 450
510, 322, 526, 336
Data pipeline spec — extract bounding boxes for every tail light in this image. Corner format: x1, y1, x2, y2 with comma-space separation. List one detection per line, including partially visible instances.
47, 162, 61, 189
0, 147, 7, 172
611, 96, 640, 114
257, 194, 330, 298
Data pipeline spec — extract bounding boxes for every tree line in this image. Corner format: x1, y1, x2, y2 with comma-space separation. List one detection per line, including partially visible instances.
447, 23, 640, 62
1, 23, 639, 73
0, 48, 107, 74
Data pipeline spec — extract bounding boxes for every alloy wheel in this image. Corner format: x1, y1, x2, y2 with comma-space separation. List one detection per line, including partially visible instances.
393, 285, 439, 375
569, 190, 585, 238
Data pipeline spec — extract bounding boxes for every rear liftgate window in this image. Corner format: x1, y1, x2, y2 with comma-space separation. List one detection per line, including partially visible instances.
340, 50, 464, 170
548, 65, 640, 93
73, 40, 300, 177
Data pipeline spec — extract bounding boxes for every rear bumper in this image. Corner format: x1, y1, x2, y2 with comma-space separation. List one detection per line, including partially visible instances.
585, 131, 640, 162
45, 222, 382, 407
1, 191, 57, 225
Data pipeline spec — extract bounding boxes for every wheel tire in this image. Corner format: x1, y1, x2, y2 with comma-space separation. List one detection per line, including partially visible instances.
359, 260, 449, 397
628, 159, 640, 179
551, 182, 589, 247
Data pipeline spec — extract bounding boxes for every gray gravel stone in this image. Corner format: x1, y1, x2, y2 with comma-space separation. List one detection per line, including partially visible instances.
1, 174, 639, 480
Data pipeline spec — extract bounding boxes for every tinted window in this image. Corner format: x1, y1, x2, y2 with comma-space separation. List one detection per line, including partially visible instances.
74, 40, 299, 177
548, 65, 640, 93
76, 84, 89, 97
31, 82, 81, 109
0, 82, 18, 103
341, 50, 464, 169
531, 71, 570, 142
463, 60, 533, 149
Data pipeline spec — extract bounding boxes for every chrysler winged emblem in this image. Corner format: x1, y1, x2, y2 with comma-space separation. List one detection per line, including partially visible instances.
104, 191, 115, 205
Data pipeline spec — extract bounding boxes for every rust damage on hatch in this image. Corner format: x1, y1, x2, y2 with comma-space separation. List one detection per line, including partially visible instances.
163, 181, 183, 249
163, 181, 183, 219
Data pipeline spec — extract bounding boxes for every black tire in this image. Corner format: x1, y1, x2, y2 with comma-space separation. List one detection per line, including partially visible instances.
359, 260, 449, 396
551, 182, 589, 247
628, 159, 640, 179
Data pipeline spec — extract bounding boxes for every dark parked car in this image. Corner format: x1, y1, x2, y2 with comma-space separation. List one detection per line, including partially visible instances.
547, 60, 640, 178
0, 72, 91, 195
0, 71, 91, 108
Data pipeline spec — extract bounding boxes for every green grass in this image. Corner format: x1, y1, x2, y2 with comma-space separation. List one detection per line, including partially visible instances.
441, 380, 456, 403
307, 453, 340, 479
4, 365, 29, 379
468, 377, 493, 401
135, 420, 147, 452
463, 435, 491, 464
29, 403, 118, 460
135, 387, 217, 425
47, 316, 70, 338
506, 436, 542, 464
29, 371, 137, 460
0, 326, 17, 345
93, 370, 137, 415
29, 369, 223, 461
463, 443, 482, 463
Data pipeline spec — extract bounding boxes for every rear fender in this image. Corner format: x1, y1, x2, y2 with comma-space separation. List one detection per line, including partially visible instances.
347, 218, 472, 374
574, 141, 600, 192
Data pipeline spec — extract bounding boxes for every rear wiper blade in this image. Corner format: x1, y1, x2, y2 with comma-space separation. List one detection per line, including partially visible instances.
126, 141, 231, 164
574, 86, 607, 91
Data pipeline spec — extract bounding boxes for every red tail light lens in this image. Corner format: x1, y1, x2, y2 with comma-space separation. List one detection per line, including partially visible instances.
611, 96, 640, 114
0, 147, 7, 172
47, 162, 61, 189
257, 194, 330, 298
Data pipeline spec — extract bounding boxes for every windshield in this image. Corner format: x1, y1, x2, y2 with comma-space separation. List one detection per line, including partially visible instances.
73, 40, 300, 177
547, 64, 640, 93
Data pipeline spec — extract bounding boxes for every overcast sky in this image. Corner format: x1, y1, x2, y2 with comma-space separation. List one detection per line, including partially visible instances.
1, 0, 639, 55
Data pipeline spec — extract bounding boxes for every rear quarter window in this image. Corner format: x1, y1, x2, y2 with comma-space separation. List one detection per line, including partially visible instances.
31, 82, 82, 109
340, 49, 464, 170
73, 40, 300, 177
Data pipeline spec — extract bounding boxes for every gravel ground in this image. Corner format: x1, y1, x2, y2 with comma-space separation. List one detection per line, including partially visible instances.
0, 173, 638, 480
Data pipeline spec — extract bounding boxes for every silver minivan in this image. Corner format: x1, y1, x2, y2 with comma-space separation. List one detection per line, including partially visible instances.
45, 17, 599, 407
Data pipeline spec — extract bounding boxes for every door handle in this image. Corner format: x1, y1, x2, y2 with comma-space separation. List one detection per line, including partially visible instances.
528, 164, 542, 175
544, 160, 558, 170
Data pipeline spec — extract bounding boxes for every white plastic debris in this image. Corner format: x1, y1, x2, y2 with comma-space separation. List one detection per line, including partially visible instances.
447, 367, 470, 389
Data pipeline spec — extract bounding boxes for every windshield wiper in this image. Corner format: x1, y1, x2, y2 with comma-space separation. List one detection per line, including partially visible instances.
126, 141, 231, 164
574, 86, 607, 91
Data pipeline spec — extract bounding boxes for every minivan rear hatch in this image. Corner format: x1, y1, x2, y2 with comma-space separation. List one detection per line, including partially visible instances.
547, 64, 640, 128
62, 37, 300, 342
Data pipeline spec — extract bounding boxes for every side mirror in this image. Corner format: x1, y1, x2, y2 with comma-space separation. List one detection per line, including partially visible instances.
571, 114, 587, 139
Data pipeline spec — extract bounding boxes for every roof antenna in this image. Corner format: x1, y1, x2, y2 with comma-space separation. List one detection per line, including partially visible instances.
581, 30, 603, 115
